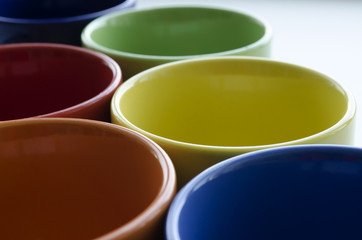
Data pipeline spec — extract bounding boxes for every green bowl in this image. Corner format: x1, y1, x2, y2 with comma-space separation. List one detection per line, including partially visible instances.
82, 6, 272, 79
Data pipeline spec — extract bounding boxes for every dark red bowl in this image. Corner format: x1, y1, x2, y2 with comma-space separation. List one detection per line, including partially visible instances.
0, 43, 122, 122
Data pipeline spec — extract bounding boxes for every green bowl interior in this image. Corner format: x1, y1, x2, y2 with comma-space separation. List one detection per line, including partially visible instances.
88, 7, 266, 56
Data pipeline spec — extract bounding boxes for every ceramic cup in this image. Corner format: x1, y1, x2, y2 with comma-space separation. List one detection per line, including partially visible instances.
0, 118, 176, 240
82, 5, 272, 79
111, 57, 356, 187
0, 43, 122, 122
0, 0, 136, 46
166, 144, 362, 240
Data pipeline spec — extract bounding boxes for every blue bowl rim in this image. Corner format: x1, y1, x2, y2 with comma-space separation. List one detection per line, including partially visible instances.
0, 0, 136, 24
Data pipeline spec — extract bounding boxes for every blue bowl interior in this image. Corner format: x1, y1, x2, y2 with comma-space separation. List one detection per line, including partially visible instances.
168, 145, 362, 240
0, 0, 130, 19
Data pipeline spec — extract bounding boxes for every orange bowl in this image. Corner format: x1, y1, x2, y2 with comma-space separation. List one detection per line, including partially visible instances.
0, 118, 176, 240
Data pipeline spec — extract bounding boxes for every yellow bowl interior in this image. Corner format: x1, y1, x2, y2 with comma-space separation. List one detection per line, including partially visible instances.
117, 58, 348, 147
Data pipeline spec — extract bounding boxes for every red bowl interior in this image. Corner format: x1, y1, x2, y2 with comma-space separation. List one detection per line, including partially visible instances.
0, 44, 121, 121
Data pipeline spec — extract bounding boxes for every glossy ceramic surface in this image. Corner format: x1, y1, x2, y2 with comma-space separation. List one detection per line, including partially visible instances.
0, 0, 136, 45
166, 145, 362, 240
0, 43, 122, 122
0, 118, 176, 240
82, 6, 272, 79
111, 57, 356, 187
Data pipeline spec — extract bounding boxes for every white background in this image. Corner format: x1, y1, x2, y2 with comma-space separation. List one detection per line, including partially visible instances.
137, 0, 362, 146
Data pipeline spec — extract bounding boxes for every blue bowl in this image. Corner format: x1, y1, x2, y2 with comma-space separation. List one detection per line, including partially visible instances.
0, 0, 136, 45
166, 145, 362, 240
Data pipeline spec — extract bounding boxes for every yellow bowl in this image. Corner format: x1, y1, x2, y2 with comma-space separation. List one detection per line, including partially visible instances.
111, 57, 356, 187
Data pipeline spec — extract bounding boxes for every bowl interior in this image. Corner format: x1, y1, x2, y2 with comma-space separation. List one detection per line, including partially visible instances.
0, 120, 165, 239
0, 0, 129, 19
169, 146, 362, 239
87, 7, 266, 56
115, 58, 348, 147
0, 45, 117, 120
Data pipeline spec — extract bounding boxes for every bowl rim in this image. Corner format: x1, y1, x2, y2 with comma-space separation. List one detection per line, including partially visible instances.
165, 144, 362, 239
81, 4, 273, 60
0, 117, 177, 239
0, 42, 122, 119
0, 0, 136, 24
111, 56, 357, 152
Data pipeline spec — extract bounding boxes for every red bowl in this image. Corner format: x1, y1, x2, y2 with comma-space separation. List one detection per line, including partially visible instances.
0, 43, 122, 121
